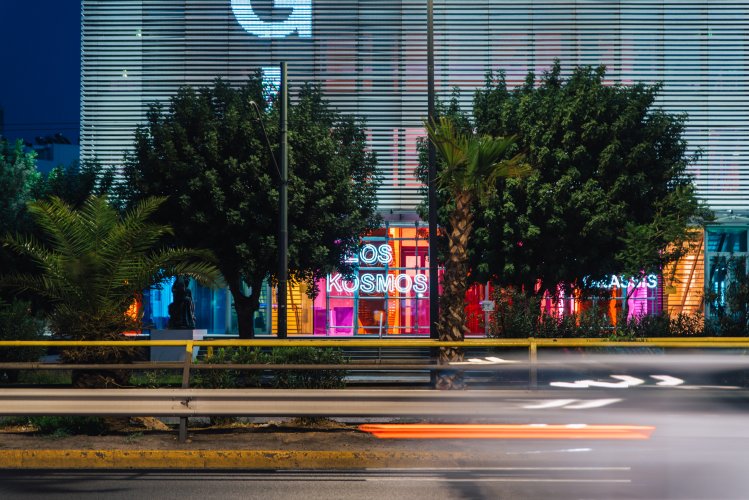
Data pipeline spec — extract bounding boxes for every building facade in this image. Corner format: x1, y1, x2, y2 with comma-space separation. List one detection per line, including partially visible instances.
82, 1, 749, 335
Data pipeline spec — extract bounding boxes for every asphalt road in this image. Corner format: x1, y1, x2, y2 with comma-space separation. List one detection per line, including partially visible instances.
1, 404, 748, 500
0, 469, 637, 499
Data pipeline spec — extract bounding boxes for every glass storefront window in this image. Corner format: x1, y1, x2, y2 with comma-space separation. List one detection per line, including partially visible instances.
707, 229, 748, 253
313, 222, 433, 336
705, 227, 749, 318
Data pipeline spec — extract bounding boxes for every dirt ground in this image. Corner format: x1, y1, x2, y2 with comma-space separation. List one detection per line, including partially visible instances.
0, 418, 462, 453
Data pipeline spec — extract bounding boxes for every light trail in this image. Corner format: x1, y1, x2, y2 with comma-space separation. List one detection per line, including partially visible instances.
358, 423, 656, 440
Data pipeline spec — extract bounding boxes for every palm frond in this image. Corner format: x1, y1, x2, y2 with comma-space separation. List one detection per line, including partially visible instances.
424, 116, 469, 172
141, 247, 224, 288
0, 273, 68, 302
26, 197, 90, 260
425, 116, 528, 198
3, 232, 60, 272
1, 195, 219, 339
123, 196, 170, 228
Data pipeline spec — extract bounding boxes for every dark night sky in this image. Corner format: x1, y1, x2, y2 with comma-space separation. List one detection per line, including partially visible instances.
0, 1, 81, 144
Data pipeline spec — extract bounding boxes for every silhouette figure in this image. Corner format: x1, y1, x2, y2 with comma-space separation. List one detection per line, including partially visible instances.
167, 276, 196, 329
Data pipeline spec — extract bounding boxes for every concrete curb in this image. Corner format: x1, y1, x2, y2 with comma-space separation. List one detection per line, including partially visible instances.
0, 450, 471, 470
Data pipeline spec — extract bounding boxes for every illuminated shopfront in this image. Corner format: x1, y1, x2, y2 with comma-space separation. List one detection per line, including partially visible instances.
143, 222, 438, 336
142, 228, 672, 336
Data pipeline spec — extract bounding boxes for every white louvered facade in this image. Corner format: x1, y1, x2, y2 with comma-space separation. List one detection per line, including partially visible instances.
82, 1, 749, 213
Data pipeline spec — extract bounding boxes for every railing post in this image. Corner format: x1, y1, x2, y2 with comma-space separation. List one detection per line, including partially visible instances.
529, 339, 537, 389
179, 341, 193, 443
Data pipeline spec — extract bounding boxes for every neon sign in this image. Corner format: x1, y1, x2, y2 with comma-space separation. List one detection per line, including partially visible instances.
327, 244, 428, 295
586, 274, 659, 290
231, 0, 312, 38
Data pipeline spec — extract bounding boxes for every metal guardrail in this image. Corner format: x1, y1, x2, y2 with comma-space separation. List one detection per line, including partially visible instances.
1, 338, 748, 441
0, 388, 565, 418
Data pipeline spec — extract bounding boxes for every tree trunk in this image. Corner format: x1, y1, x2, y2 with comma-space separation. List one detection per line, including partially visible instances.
228, 276, 262, 339
436, 191, 474, 390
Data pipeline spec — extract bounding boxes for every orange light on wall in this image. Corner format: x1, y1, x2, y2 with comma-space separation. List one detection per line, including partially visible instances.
123, 293, 142, 336
664, 229, 705, 317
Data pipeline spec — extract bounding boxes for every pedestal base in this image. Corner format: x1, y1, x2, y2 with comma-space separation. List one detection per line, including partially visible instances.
149, 329, 206, 362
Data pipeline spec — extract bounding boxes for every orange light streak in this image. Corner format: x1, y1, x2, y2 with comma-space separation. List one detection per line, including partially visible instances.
358, 424, 655, 440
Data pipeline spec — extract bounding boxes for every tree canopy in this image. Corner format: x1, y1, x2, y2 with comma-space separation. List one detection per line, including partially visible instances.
33, 160, 116, 208
465, 62, 711, 295
124, 74, 381, 338
0, 138, 39, 235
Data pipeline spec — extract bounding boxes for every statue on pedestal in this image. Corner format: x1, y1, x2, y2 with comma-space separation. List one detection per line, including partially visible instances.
167, 276, 196, 329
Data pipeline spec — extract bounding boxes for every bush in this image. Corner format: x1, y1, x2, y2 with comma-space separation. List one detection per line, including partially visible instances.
193, 347, 267, 388
270, 347, 347, 389
194, 346, 347, 389
616, 313, 671, 339
489, 288, 613, 338
33, 416, 108, 436
2, 416, 107, 436
489, 289, 541, 338
669, 313, 706, 337
0, 299, 46, 382
488, 287, 713, 339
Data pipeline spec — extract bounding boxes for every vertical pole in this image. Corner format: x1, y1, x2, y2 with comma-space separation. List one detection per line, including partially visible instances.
427, 0, 440, 339
179, 341, 193, 443
484, 281, 490, 337
529, 340, 538, 389
427, 0, 438, 341
278, 61, 289, 339
427, 0, 439, 386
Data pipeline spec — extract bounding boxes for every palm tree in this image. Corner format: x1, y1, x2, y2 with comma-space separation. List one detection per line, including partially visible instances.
0, 195, 223, 386
424, 116, 528, 389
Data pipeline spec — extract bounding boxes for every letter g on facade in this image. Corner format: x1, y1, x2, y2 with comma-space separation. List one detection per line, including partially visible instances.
231, 0, 312, 38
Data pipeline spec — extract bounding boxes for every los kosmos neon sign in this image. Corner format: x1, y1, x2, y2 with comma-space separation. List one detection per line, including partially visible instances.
231, 0, 312, 38
327, 244, 428, 295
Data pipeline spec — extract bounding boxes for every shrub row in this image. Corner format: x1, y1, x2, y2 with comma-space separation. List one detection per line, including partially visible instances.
488, 288, 740, 339
193, 346, 347, 389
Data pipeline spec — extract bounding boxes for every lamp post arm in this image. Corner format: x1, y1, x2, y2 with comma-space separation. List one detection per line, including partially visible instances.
249, 100, 282, 180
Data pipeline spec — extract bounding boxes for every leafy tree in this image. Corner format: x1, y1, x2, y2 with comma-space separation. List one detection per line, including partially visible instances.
424, 116, 526, 389
32, 159, 116, 208
0, 196, 222, 386
124, 75, 381, 338
0, 139, 40, 303
0, 299, 46, 383
0, 138, 39, 233
471, 62, 710, 300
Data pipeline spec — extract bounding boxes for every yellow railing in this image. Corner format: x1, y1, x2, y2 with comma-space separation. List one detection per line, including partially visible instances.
2, 337, 749, 349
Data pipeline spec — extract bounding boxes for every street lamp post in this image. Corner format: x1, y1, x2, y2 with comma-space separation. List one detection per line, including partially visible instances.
278, 62, 289, 339
249, 61, 288, 339
427, 0, 439, 341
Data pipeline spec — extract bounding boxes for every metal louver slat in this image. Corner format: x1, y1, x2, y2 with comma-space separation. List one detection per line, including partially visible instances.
82, 1, 749, 213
